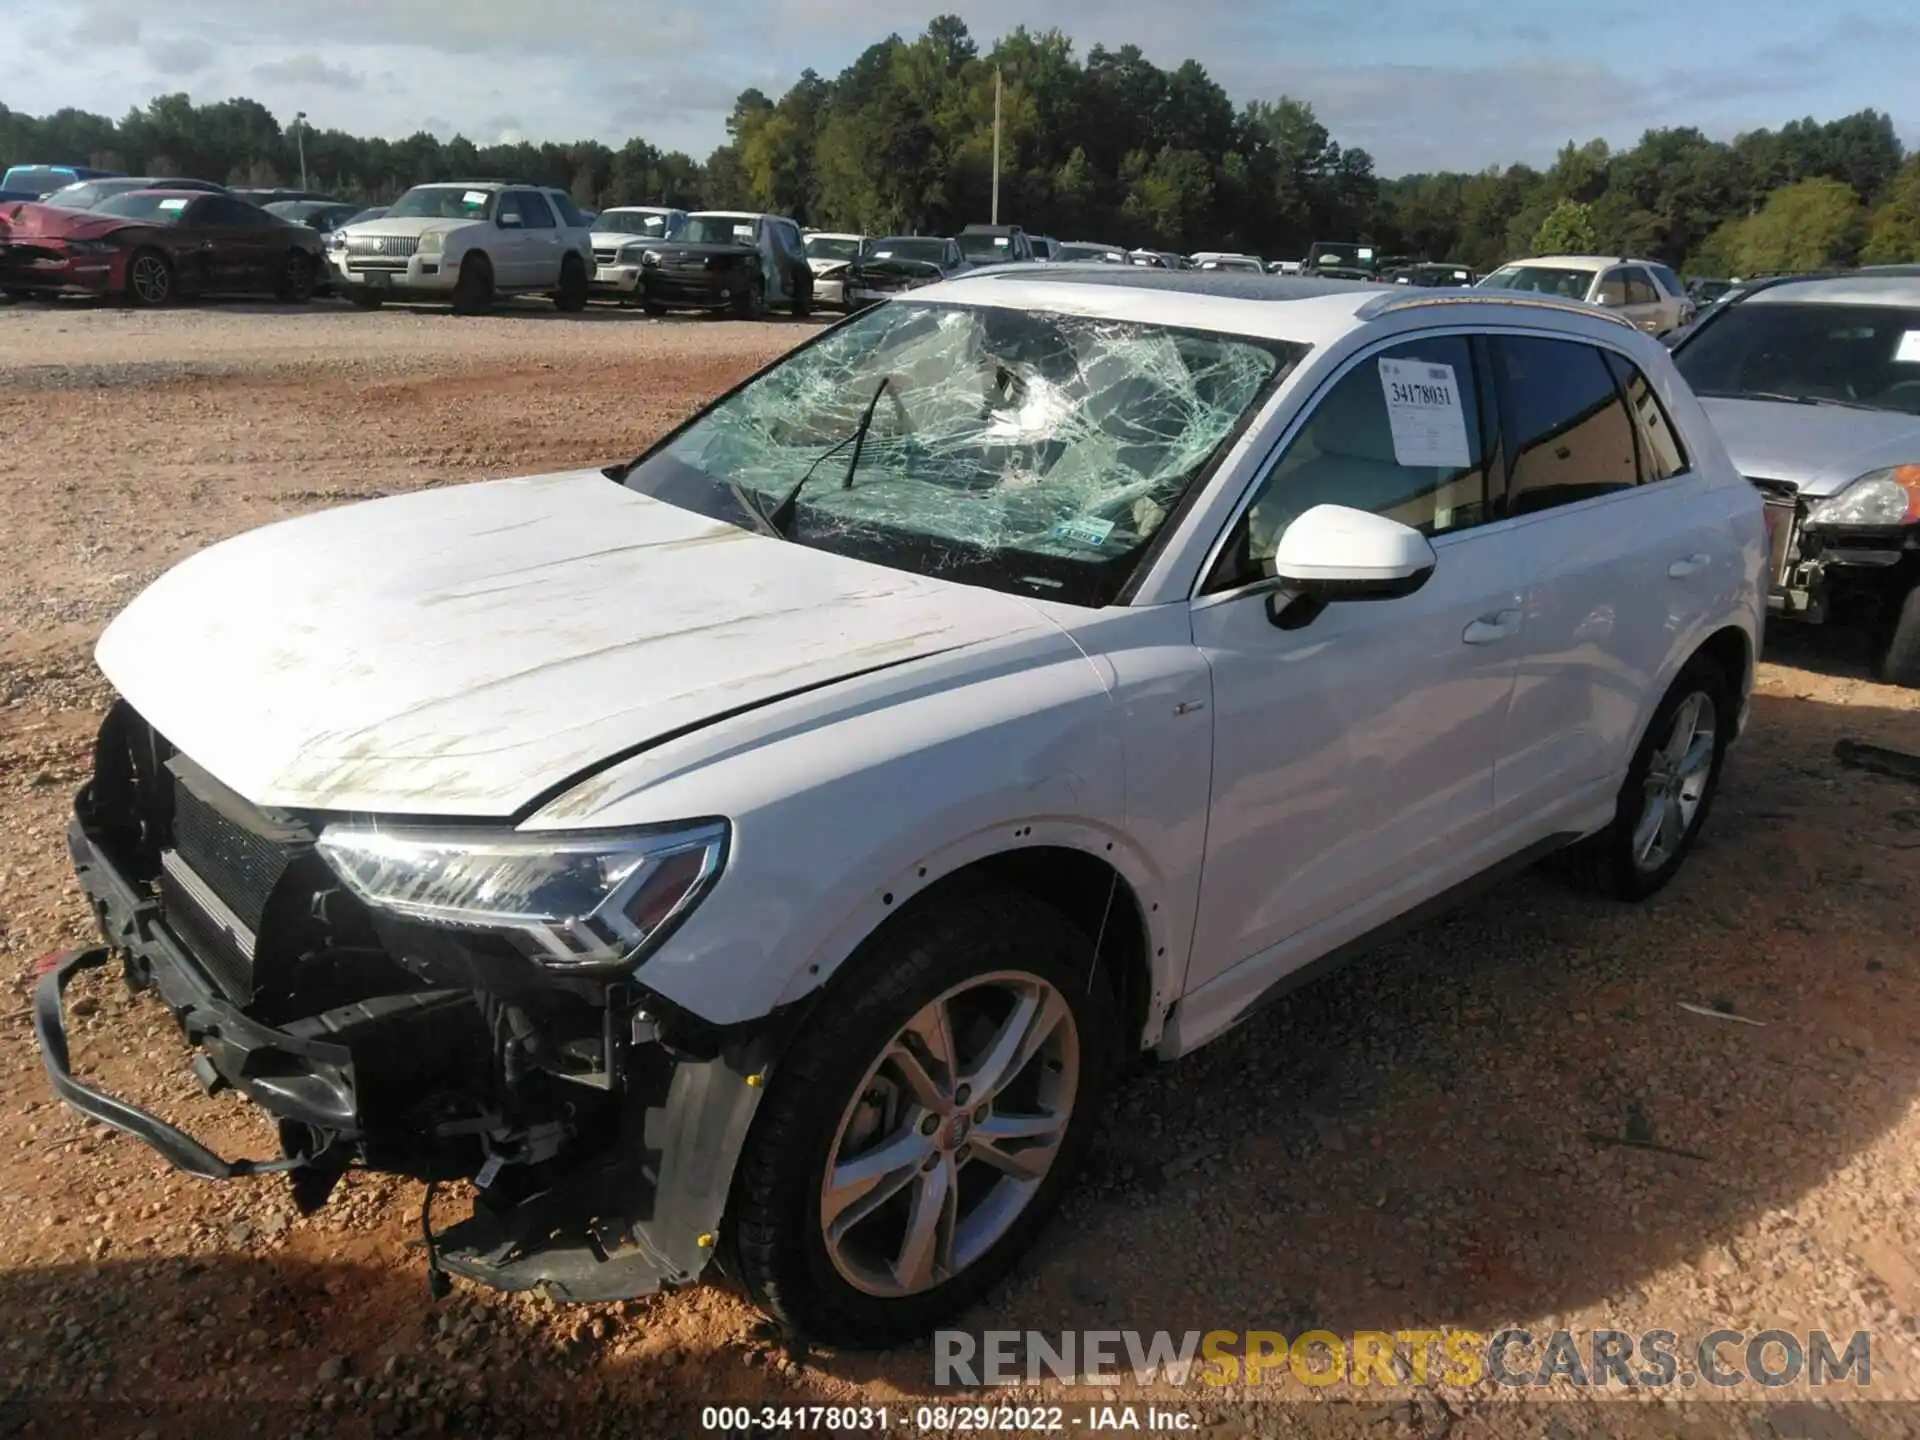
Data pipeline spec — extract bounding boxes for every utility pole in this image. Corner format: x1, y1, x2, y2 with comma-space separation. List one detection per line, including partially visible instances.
990, 66, 1001, 225
294, 111, 308, 190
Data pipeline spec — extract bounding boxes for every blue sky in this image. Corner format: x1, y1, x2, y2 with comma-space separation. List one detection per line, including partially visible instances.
7, 0, 1916, 176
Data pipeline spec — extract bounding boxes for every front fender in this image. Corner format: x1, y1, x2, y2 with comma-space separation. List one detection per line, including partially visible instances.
525, 628, 1145, 1030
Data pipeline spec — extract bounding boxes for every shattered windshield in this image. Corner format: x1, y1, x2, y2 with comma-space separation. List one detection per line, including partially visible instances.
621, 301, 1301, 605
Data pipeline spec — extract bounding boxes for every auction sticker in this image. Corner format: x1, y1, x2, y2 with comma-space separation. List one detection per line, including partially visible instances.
1379, 357, 1471, 470
1896, 330, 1920, 363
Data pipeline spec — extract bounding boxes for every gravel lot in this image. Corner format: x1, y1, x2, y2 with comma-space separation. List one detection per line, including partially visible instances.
3, 299, 1920, 1438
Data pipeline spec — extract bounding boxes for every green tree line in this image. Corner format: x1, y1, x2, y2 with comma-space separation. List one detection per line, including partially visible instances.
6, 16, 1919, 272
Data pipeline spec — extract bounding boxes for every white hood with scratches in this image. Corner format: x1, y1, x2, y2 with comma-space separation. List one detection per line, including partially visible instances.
96, 470, 1047, 816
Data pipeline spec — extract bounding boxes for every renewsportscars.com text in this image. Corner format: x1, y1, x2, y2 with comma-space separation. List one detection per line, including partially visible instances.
934, 1328, 1872, 1390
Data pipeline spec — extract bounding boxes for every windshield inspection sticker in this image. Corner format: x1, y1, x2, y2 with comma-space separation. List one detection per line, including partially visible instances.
1379, 357, 1472, 470
1896, 331, 1920, 363
158, 198, 190, 212
1052, 516, 1116, 548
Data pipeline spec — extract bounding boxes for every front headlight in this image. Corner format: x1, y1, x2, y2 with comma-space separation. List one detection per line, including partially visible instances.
66, 239, 119, 256
1804, 466, 1920, 528
618, 243, 648, 265
326, 231, 348, 251
641, 248, 662, 267
316, 820, 728, 969
418, 231, 446, 257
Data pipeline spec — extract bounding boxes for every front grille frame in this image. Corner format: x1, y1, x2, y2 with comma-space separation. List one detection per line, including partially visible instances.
344, 234, 419, 259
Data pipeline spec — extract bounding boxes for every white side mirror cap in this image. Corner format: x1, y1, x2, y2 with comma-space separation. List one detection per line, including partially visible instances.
1273, 504, 1438, 599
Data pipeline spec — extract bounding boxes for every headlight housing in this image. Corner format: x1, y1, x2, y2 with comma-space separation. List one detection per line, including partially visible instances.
1804, 465, 1920, 528
66, 239, 119, 256
618, 243, 648, 265
316, 820, 728, 970
641, 248, 662, 267
418, 230, 446, 257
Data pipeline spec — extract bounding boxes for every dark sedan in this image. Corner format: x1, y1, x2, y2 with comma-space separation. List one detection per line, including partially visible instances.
40, 176, 229, 210
844, 236, 965, 306
0, 189, 327, 305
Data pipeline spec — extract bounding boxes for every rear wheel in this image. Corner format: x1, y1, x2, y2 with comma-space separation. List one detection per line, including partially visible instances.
124, 249, 175, 307
730, 889, 1115, 1347
1549, 653, 1732, 900
1871, 581, 1920, 688
552, 254, 589, 312
451, 253, 494, 315
792, 277, 812, 318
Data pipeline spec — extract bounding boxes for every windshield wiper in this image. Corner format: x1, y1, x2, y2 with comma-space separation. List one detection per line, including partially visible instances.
766, 376, 893, 536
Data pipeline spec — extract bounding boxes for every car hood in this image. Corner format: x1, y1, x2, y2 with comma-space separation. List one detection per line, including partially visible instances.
96, 470, 1054, 818
1696, 396, 1920, 497
590, 229, 672, 249
648, 242, 758, 263
0, 203, 139, 241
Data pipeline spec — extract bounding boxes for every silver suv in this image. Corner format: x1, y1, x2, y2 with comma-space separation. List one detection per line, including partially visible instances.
327, 181, 593, 314
1479, 255, 1694, 336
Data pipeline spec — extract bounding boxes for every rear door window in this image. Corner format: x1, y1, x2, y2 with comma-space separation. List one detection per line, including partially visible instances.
1622, 268, 1660, 306
1490, 335, 1640, 515
1603, 352, 1690, 482
1593, 269, 1628, 306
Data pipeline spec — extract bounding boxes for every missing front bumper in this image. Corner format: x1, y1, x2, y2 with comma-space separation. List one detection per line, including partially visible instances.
40, 809, 776, 1302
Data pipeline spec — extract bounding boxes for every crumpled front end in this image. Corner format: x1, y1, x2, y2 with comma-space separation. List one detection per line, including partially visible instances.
38, 700, 777, 1302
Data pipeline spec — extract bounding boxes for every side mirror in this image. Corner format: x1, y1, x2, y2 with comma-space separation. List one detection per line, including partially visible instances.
1266, 505, 1436, 627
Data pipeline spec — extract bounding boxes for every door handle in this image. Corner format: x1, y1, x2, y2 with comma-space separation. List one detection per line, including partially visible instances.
1462, 608, 1522, 645
1667, 552, 1710, 579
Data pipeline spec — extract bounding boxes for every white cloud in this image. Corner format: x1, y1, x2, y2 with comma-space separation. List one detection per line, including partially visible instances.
251, 55, 366, 90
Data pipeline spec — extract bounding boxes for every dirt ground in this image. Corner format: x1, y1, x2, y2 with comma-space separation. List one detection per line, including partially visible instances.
3, 298, 1920, 1440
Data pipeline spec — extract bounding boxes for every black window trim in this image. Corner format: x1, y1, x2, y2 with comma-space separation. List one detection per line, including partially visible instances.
1601, 348, 1694, 484
1191, 324, 1503, 602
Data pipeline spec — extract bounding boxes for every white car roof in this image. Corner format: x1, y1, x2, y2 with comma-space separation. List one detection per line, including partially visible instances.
910, 269, 1640, 347
806, 232, 864, 242
1501, 254, 1670, 273
1743, 275, 1920, 307
603, 205, 679, 215
692, 210, 768, 222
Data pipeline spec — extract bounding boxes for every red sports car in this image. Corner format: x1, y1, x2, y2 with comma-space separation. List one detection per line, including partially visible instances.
0, 188, 328, 305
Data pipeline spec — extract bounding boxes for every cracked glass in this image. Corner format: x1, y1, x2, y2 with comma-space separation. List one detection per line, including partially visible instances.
621, 300, 1303, 604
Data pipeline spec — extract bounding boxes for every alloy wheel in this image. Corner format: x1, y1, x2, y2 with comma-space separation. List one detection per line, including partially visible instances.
129, 255, 171, 305
1632, 689, 1717, 872
820, 971, 1080, 1298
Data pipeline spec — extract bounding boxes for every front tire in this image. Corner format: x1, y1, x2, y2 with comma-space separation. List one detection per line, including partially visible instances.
733, 275, 765, 321
278, 251, 316, 303
451, 253, 494, 315
1550, 653, 1732, 900
1871, 582, 1920, 688
552, 254, 589, 312
730, 889, 1115, 1347
124, 249, 175, 307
